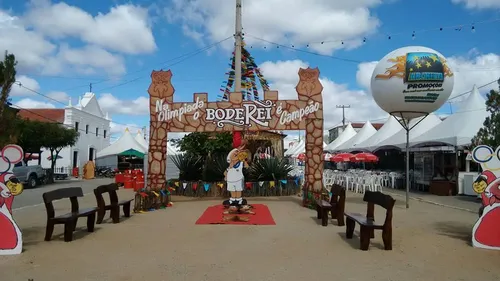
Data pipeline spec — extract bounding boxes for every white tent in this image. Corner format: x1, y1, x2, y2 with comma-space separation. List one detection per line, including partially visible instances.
325, 123, 357, 152
97, 128, 146, 158
355, 116, 402, 151
410, 85, 487, 147
374, 114, 442, 151
336, 121, 377, 152
290, 141, 328, 157
285, 140, 304, 156
134, 131, 148, 151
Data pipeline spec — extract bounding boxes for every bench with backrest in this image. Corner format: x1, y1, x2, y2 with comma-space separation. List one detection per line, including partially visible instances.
315, 184, 346, 226
344, 191, 396, 251
94, 183, 133, 224
329, 184, 346, 226
42, 187, 98, 242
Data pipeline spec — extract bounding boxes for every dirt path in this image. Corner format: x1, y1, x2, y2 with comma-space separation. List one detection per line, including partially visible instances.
1, 190, 499, 281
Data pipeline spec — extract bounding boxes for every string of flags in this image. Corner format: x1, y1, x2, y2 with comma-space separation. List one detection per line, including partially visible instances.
243, 18, 500, 50
218, 37, 270, 102
164, 176, 302, 191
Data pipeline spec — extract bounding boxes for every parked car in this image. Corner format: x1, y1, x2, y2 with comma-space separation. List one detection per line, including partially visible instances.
12, 162, 46, 188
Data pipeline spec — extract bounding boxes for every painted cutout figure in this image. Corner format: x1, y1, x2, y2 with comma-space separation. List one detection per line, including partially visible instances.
224, 140, 249, 206
0, 145, 24, 255
471, 145, 500, 250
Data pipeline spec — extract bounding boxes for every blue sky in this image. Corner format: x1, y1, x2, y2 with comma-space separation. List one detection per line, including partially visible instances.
2, 0, 500, 141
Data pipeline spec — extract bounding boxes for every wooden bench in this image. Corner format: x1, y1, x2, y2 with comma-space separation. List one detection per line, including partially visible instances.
42, 187, 98, 242
315, 198, 331, 226
344, 191, 396, 251
329, 184, 346, 226
94, 183, 133, 224
315, 184, 346, 227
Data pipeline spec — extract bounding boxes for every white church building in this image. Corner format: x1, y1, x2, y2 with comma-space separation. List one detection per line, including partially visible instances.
19, 92, 111, 173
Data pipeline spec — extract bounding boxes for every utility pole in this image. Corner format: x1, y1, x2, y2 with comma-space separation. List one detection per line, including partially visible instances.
142, 126, 147, 140
234, 0, 243, 93
336, 105, 351, 128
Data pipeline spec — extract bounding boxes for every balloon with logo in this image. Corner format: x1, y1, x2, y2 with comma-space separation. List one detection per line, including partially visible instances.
370, 46, 454, 119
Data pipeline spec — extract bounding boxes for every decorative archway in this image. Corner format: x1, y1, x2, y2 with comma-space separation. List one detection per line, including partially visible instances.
146, 67, 324, 205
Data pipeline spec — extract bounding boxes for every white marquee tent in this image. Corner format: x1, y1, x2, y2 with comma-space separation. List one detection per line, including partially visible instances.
354, 116, 401, 152
134, 131, 149, 150
290, 141, 328, 157
374, 114, 442, 151
285, 140, 303, 156
325, 123, 357, 152
336, 121, 377, 152
97, 129, 146, 159
410, 85, 487, 147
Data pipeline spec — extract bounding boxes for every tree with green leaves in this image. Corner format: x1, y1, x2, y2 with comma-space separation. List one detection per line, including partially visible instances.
0, 51, 19, 147
472, 78, 500, 148
16, 119, 48, 163
173, 132, 233, 157
41, 123, 79, 175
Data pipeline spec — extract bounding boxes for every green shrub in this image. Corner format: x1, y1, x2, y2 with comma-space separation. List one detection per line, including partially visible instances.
249, 158, 293, 181
202, 153, 229, 182
171, 153, 203, 181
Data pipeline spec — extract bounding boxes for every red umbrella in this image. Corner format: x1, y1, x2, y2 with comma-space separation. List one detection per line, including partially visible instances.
297, 153, 306, 161
330, 153, 354, 162
350, 152, 378, 162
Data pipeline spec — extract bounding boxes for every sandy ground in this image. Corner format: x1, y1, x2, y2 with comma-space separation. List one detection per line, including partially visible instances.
1, 189, 500, 281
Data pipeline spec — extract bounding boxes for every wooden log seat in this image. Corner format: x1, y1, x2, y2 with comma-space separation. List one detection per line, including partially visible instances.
94, 183, 133, 224
42, 187, 98, 242
315, 184, 346, 227
344, 191, 396, 251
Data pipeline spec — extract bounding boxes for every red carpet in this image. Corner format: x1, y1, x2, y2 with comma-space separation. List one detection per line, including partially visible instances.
195, 204, 276, 225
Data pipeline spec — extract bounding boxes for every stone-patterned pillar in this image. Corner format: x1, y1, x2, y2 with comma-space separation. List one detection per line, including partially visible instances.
295, 68, 324, 205
147, 70, 175, 191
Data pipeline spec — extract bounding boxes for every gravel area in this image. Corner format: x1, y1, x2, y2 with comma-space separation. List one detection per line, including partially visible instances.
1, 189, 499, 281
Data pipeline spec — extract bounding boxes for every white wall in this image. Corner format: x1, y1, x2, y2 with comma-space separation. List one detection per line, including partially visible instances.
65, 106, 111, 170
27, 100, 111, 172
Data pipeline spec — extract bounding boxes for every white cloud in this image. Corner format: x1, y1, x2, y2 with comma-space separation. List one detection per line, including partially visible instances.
14, 98, 55, 109
0, 10, 55, 72
0, 1, 156, 76
451, 0, 500, 9
166, 0, 382, 54
10, 75, 40, 97
24, 1, 156, 54
43, 44, 126, 76
109, 122, 141, 135
47, 91, 69, 102
354, 51, 500, 101
356, 61, 377, 90
260, 59, 387, 131
98, 93, 149, 115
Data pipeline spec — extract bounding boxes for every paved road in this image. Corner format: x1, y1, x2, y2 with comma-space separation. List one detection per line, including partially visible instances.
12, 178, 114, 209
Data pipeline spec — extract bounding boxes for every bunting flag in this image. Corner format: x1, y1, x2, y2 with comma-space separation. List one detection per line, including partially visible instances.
152, 191, 159, 197
160, 190, 166, 196
329, 192, 333, 198
294, 178, 299, 185
175, 181, 180, 187
218, 37, 270, 101
168, 187, 176, 192
245, 182, 252, 189
258, 181, 264, 187
192, 183, 198, 191
217, 182, 224, 188
280, 180, 287, 184
182, 182, 187, 189
204, 183, 210, 192
139, 192, 148, 198
269, 181, 275, 188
